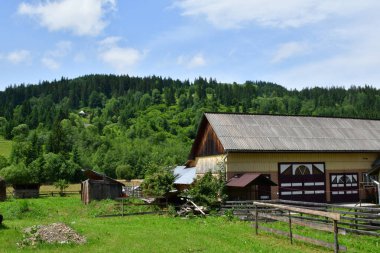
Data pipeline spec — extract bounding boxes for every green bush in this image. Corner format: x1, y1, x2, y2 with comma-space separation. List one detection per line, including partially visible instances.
115, 164, 134, 180
54, 179, 69, 196
141, 168, 175, 197
0, 155, 8, 170
186, 171, 226, 207
0, 162, 39, 184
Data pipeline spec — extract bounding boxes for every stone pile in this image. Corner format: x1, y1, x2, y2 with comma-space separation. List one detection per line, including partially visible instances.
19, 223, 86, 247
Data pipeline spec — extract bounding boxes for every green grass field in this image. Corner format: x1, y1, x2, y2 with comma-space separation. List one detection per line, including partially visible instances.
0, 196, 379, 252
0, 136, 12, 158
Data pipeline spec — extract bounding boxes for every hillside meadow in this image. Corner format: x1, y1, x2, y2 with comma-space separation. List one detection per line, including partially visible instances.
0, 136, 12, 158
0, 196, 379, 253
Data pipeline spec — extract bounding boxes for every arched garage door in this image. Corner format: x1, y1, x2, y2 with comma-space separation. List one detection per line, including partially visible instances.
278, 163, 326, 202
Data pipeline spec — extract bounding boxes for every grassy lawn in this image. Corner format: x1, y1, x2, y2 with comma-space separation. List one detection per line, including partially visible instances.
0, 196, 379, 253
0, 136, 12, 158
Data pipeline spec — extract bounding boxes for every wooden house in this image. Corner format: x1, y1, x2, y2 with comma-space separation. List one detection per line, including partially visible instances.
81, 169, 125, 204
13, 184, 40, 198
188, 113, 380, 203
0, 177, 6, 201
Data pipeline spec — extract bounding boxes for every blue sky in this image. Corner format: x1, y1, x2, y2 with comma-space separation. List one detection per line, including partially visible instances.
1, 0, 380, 91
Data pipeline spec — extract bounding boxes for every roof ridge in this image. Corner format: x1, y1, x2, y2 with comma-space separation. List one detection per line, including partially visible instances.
204, 112, 380, 121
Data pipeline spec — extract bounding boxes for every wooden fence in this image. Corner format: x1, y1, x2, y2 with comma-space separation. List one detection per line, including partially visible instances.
273, 199, 380, 237
39, 190, 81, 197
116, 198, 168, 217
221, 200, 380, 237
222, 200, 380, 252
252, 201, 345, 252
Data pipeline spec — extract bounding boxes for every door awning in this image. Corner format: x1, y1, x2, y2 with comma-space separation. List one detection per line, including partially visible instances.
226, 173, 277, 188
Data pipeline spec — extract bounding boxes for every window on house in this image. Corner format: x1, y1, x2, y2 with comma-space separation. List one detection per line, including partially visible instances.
362, 173, 378, 185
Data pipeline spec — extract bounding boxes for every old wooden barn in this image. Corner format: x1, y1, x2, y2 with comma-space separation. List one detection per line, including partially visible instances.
81, 169, 125, 204
187, 113, 380, 203
0, 177, 6, 201
13, 184, 40, 198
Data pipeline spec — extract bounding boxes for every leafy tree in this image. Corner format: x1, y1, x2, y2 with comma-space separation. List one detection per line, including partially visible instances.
0, 162, 39, 184
141, 168, 175, 197
54, 179, 69, 196
11, 124, 29, 141
0, 155, 9, 170
187, 171, 226, 207
115, 164, 134, 180
0, 117, 7, 136
10, 141, 32, 165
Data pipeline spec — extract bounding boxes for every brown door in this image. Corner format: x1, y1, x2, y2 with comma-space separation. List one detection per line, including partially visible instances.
278, 163, 326, 202
258, 174, 271, 200
330, 173, 359, 203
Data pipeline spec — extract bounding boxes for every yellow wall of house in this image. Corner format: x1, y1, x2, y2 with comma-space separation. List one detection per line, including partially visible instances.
194, 155, 226, 174
226, 152, 378, 173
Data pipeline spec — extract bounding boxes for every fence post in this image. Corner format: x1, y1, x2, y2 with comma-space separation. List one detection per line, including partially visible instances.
255, 204, 258, 235
333, 220, 339, 253
122, 198, 124, 217
288, 210, 293, 244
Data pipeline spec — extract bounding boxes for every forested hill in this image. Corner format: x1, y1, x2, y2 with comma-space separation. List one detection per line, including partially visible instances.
0, 74, 379, 183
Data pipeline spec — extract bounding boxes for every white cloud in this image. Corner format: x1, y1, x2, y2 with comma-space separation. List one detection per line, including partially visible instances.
18, 0, 116, 36
175, 0, 377, 29
41, 57, 60, 70
271, 42, 309, 63
265, 7, 380, 88
6, 50, 32, 64
99, 36, 121, 47
98, 37, 145, 72
41, 41, 72, 70
177, 53, 206, 68
47, 41, 72, 58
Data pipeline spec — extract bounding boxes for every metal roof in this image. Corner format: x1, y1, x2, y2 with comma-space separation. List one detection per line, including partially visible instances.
205, 113, 380, 152
226, 173, 277, 187
83, 169, 125, 186
174, 166, 196, 185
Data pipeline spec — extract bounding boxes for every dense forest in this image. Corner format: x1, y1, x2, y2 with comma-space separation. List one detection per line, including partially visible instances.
0, 74, 380, 184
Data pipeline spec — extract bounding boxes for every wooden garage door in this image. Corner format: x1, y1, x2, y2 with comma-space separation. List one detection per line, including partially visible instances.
279, 163, 326, 202
330, 173, 359, 203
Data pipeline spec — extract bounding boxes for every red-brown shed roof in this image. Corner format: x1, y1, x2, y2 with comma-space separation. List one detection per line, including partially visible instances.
226, 173, 277, 188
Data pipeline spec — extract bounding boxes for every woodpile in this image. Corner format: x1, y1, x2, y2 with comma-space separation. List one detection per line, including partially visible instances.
176, 200, 207, 216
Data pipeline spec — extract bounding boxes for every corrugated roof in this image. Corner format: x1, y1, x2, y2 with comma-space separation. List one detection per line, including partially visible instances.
205, 113, 380, 152
226, 173, 277, 187
174, 166, 196, 185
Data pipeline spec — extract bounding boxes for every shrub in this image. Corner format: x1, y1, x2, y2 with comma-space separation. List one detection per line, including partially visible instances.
142, 168, 175, 197
54, 179, 69, 196
186, 171, 226, 207
115, 164, 134, 181
0, 155, 8, 170
0, 162, 39, 184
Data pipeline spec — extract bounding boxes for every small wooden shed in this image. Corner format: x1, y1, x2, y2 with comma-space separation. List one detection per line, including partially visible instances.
81, 169, 124, 205
226, 173, 277, 201
13, 184, 40, 198
0, 177, 6, 201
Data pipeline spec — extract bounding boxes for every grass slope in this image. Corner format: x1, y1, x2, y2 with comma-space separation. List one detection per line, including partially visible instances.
0, 196, 379, 253
0, 136, 12, 158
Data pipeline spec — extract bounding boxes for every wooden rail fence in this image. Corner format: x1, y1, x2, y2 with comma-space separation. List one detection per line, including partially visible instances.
222, 200, 380, 252
252, 201, 345, 253
222, 200, 380, 237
